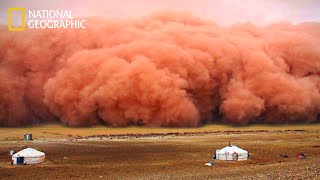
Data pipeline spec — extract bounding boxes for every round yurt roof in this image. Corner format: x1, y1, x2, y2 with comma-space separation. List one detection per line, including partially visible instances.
216, 145, 248, 154
12, 148, 45, 158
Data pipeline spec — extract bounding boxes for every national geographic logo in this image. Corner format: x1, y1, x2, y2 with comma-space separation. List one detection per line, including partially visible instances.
7, 7, 86, 31
8, 8, 25, 31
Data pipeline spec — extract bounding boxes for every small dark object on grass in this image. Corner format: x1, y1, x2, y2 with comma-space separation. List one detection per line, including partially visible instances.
280, 154, 289, 158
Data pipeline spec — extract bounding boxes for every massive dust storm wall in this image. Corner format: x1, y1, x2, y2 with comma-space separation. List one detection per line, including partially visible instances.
1, 12, 320, 127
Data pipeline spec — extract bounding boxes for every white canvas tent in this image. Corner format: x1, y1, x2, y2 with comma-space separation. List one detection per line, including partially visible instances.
12, 148, 45, 165
215, 145, 248, 161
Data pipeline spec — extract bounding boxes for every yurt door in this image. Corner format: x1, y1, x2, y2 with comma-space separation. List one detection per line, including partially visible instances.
17, 157, 24, 164
232, 153, 238, 161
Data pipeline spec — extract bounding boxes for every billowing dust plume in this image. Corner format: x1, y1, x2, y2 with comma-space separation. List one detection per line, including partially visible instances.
1, 12, 320, 127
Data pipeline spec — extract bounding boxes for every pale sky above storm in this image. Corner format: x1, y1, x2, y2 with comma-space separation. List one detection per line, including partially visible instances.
0, 0, 320, 26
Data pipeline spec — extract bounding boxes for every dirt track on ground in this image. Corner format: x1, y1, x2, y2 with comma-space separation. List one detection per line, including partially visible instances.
0, 127, 319, 179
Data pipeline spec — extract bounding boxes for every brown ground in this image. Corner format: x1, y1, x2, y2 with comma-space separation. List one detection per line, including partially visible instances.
0, 124, 319, 179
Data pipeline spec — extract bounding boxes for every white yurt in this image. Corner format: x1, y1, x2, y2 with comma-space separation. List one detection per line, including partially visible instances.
215, 145, 248, 161
12, 148, 45, 165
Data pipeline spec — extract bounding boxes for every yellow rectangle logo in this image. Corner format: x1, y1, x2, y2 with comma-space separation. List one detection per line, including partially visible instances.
8, 8, 25, 31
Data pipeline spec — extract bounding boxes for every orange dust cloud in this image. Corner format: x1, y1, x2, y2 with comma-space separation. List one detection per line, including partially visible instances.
1, 12, 320, 126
